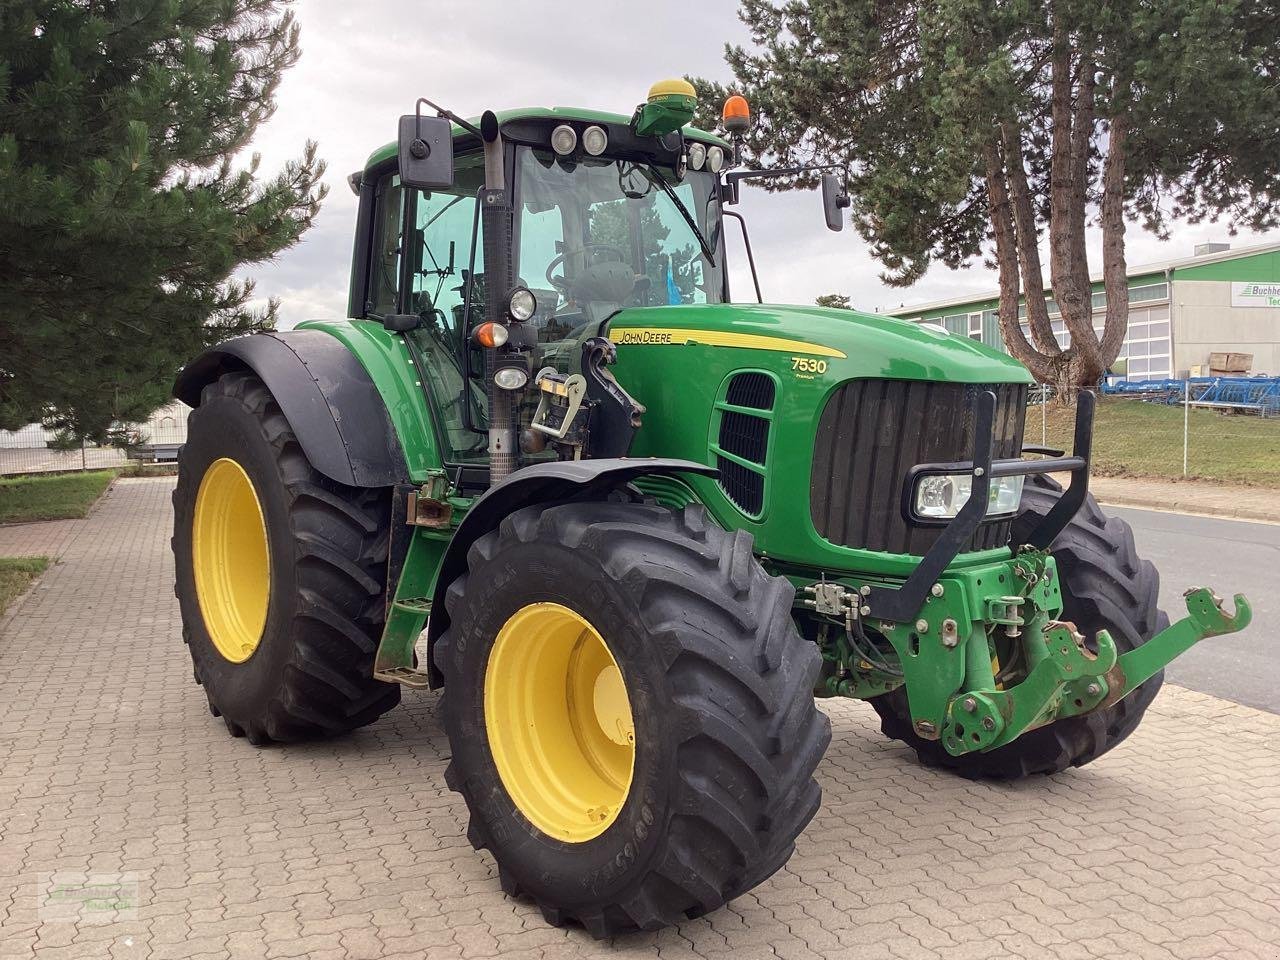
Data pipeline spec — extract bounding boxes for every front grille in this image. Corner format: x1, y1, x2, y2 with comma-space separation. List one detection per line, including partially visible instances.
811, 379, 1027, 554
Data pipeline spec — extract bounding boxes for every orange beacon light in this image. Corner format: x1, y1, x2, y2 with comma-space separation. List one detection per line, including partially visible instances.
722, 95, 750, 133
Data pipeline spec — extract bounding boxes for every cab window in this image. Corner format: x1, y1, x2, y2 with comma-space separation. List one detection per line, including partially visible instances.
368, 176, 405, 318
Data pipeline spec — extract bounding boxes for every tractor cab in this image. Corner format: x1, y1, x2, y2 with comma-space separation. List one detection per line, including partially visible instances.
348, 94, 742, 468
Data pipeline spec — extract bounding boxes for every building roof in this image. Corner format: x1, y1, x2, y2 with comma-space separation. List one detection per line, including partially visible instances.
890, 238, 1280, 318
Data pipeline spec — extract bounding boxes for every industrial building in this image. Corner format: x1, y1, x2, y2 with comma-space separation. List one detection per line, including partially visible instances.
892, 240, 1280, 380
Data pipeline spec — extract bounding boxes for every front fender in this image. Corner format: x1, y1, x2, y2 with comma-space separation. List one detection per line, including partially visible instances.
422, 457, 717, 684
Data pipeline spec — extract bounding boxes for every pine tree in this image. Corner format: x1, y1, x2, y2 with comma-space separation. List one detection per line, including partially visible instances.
694, 0, 1280, 389
0, 0, 326, 439
815, 293, 851, 310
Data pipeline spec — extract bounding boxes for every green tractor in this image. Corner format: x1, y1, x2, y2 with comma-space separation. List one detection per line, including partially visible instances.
172, 81, 1251, 937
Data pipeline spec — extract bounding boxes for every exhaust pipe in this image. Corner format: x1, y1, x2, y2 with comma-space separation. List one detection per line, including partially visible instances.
478, 110, 519, 483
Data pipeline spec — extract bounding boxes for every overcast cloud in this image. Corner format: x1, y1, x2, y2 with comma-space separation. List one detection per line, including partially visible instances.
244, 0, 1278, 328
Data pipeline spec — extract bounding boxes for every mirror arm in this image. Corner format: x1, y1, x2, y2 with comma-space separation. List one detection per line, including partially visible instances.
415, 96, 482, 138
724, 210, 762, 304
724, 162, 845, 198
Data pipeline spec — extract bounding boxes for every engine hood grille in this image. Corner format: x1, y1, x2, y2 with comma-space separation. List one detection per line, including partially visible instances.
811, 379, 1028, 555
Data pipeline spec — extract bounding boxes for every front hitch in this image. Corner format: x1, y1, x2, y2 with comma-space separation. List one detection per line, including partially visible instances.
1097, 587, 1252, 709
940, 587, 1251, 757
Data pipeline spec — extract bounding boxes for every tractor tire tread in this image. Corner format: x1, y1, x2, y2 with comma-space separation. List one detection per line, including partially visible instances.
174, 371, 399, 746
437, 500, 829, 938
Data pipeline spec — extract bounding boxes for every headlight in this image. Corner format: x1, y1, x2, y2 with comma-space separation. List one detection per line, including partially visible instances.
551, 124, 577, 156
582, 125, 608, 156
687, 142, 706, 170
493, 366, 529, 390
706, 145, 725, 172
508, 287, 537, 322
914, 472, 1024, 520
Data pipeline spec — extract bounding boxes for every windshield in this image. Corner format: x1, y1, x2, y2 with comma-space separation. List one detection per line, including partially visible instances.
514, 146, 724, 371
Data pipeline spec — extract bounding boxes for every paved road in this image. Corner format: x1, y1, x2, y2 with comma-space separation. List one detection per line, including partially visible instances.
1, 478, 1279, 960
1106, 505, 1279, 715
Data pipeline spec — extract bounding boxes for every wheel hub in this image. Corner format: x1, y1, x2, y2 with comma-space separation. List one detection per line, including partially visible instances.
191, 457, 270, 663
484, 603, 635, 842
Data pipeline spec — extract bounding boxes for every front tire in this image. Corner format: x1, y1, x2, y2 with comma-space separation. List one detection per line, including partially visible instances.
172, 370, 400, 745
436, 500, 830, 937
870, 474, 1166, 778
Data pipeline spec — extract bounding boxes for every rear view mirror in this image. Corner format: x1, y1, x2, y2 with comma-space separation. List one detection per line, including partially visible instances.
398, 114, 454, 190
822, 173, 850, 232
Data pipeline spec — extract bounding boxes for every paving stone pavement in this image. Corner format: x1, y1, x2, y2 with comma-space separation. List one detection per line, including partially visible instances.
1, 477, 1278, 960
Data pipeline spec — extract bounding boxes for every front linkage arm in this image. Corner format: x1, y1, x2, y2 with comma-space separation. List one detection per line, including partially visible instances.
940, 587, 1252, 757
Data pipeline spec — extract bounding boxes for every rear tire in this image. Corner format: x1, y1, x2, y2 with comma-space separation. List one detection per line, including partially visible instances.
436, 500, 830, 937
870, 474, 1166, 778
172, 370, 400, 744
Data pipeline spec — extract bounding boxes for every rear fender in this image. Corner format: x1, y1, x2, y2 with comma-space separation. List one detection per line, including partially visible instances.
173, 330, 409, 488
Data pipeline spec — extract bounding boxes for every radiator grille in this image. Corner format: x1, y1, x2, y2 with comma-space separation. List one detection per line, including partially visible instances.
717, 457, 765, 515
718, 410, 769, 464
810, 379, 1027, 554
725, 372, 776, 410
715, 372, 775, 516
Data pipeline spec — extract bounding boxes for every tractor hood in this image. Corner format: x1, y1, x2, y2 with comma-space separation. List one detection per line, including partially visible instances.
607, 303, 1032, 385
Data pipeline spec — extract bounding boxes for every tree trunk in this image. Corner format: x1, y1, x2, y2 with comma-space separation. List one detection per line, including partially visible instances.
1098, 113, 1129, 370
1001, 121, 1061, 357
1047, 10, 1106, 390
983, 140, 1055, 384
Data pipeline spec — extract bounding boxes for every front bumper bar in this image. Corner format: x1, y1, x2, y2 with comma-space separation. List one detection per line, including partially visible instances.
863, 390, 1096, 624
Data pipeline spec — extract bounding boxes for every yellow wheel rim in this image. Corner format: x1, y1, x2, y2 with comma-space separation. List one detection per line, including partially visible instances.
192, 458, 271, 663
484, 603, 636, 842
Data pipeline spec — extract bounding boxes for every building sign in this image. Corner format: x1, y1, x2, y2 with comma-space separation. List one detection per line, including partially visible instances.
1231, 282, 1280, 308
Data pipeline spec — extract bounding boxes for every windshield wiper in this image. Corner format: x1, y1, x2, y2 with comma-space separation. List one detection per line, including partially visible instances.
646, 167, 716, 266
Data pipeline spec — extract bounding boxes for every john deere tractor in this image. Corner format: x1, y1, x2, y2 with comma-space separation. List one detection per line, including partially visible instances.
172, 81, 1251, 937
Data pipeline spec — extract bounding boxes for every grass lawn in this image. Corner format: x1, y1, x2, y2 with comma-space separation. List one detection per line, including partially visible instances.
0, 556, 50, 617
1035, 397, 1280, 487
0, 470, 116, 524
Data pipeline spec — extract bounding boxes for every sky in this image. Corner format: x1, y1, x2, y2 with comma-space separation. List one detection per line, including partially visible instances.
243, 0, 1278, 328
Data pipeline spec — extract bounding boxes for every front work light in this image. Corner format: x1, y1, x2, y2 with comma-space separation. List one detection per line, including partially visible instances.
582, 125, 608, 156
706, 145, 725, 173
551, 124, 577, 156
508, 287, 537, 322
914, 472, 1025, 520
687, 142, 706, 170
494, 366, 529, 391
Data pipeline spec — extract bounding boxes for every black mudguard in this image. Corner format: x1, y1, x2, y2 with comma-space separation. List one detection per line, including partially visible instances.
173, 331, 408, 488
423, 458, 717, 685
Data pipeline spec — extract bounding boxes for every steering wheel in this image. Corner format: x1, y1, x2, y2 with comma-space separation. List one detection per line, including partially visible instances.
545, 242, 630, 294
